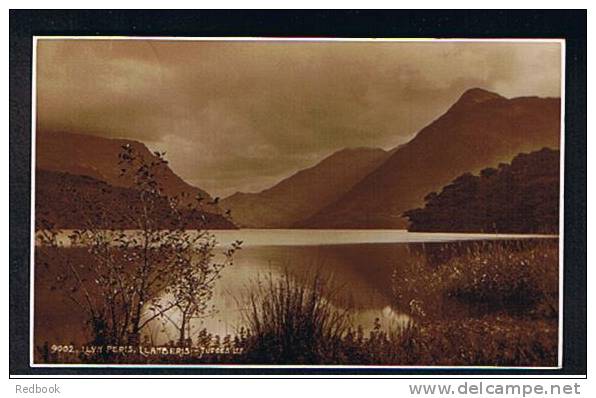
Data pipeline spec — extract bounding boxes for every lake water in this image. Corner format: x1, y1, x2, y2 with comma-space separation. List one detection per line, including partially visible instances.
34, 229, 557, 347
141, 229, 556, 344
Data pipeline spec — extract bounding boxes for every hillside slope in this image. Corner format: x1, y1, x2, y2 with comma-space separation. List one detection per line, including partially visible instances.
36, 131, 221, 213
35, 170, 236, 229
221, 148, 390, 228
403, 148, 560, 233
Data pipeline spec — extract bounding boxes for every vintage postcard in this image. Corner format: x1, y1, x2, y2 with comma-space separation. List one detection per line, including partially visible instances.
31, 37, 563, 367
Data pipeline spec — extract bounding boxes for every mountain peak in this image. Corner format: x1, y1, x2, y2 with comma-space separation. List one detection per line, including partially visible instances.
456, 88, 504, 106
300, 91, 560, 229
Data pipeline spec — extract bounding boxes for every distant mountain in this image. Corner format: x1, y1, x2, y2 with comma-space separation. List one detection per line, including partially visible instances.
299, 88, 561, 228
36, 131, 221, 213
403, 148, 560, 233
35, 170, 236, 230
221, 147, 390, 228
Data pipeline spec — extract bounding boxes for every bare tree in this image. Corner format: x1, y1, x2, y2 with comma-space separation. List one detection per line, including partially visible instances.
148, 229, 241, 345
37, 145, 240, 347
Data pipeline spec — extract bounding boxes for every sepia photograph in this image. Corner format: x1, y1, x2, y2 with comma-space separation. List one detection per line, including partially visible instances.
29, 37, 565, 368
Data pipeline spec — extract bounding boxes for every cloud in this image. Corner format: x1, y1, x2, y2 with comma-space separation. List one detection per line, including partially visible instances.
36, 39, 562, 196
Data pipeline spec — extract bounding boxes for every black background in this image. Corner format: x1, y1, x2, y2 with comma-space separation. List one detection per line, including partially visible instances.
9, 9, 587, 377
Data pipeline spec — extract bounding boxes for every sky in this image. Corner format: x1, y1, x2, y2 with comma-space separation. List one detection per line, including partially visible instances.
36, 39, 562, 197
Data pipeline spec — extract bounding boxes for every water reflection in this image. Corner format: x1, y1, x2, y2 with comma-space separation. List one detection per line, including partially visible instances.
141, 238, 556, 345
143, 243, 414, 344
34, 230, 557, 348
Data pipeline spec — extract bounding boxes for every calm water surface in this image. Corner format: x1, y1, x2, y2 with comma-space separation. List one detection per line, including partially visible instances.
144, 229, 555, 344
34, 229, 557, 346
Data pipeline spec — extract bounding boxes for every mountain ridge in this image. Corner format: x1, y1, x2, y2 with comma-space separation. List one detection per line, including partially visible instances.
297, 88, 561, 228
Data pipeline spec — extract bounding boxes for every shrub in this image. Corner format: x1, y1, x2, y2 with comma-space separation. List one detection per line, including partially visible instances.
239, 270, 353, 364
336, 316, 557, 367
393, 240, 559, 320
